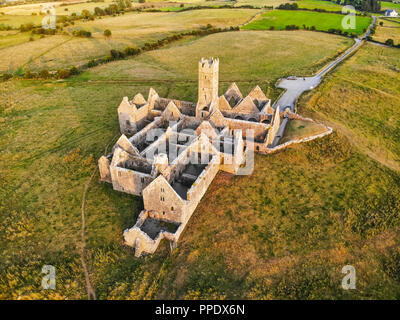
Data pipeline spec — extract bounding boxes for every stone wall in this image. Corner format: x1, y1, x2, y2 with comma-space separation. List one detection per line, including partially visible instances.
266, 106, 281, 146
142, 175, 188, 223
109, 148, 155, 196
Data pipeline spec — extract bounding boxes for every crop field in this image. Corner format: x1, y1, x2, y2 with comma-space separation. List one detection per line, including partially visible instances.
0, 9, 259, 72
373, 18, 400, 44
242, 10, 371, 35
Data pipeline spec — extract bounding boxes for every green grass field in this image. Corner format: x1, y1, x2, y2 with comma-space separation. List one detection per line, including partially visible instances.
242, 10, 371, 35
381, 1, 400, 10
82, 30, 352, 86
280, 119, 327, 143
295, 0, 344, 12
298, 43, 400, 172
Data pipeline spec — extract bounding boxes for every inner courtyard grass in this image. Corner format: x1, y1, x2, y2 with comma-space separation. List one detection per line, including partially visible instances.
242, 10, 371, 35
2, 29, 400, 299
279, 119, 327, 143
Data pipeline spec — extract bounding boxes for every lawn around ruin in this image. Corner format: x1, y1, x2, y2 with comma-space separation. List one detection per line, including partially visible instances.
0, 29, 383, 299
1, 2, 400, 301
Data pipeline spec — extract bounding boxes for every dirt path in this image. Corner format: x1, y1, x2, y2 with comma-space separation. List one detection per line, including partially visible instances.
21, 37, 74, 70
80, 168, 97, 300
79, 133, 119, 300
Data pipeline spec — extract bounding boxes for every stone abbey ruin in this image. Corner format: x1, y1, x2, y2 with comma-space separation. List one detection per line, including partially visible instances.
98, 58, 331, 257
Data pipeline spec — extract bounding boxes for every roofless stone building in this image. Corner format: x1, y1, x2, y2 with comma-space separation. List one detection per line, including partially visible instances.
98, 58, 285, 256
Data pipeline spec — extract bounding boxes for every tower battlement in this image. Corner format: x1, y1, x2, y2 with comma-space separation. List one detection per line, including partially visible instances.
199, 57, 219, 72
197, 58, 219, 118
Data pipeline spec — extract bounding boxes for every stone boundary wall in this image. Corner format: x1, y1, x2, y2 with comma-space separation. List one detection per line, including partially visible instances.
264, 125, 333, 154
123, 210, 181, 257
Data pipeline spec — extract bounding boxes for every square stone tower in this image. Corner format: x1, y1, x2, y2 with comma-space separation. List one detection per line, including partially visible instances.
196, 57, 219, 119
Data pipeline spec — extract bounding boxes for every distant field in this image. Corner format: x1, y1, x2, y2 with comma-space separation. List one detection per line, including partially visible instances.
242, 10, 371, 35
0, 30, 43, 48
0, 9, 259, 72
373, 18, 400, 44
234, 0, 288, 6
0, 0, 114, 15
295, 0, 344, 12
83, 30, 353, 92
298, 43, 400, 171
381, 1, 400, 10
0, 14, 43, 27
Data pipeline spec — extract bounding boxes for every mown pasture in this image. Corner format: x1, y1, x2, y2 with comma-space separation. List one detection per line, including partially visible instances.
242, 9, 371, 36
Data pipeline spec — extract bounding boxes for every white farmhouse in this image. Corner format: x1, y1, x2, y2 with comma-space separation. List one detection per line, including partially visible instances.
385, 9, 399, 17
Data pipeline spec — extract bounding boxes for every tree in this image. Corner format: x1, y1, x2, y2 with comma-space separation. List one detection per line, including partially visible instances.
345, 0, 381, 12
94, 7, 105, 16
385, 38, 394, 46
57, 69, 70, 79
104, 29, 112, 37
39, 70, 50, 79
81, 9, 92, 19
105, 4, 119, 14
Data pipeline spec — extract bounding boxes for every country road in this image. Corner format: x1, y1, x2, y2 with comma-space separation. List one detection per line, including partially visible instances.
270, 17, 377, 147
